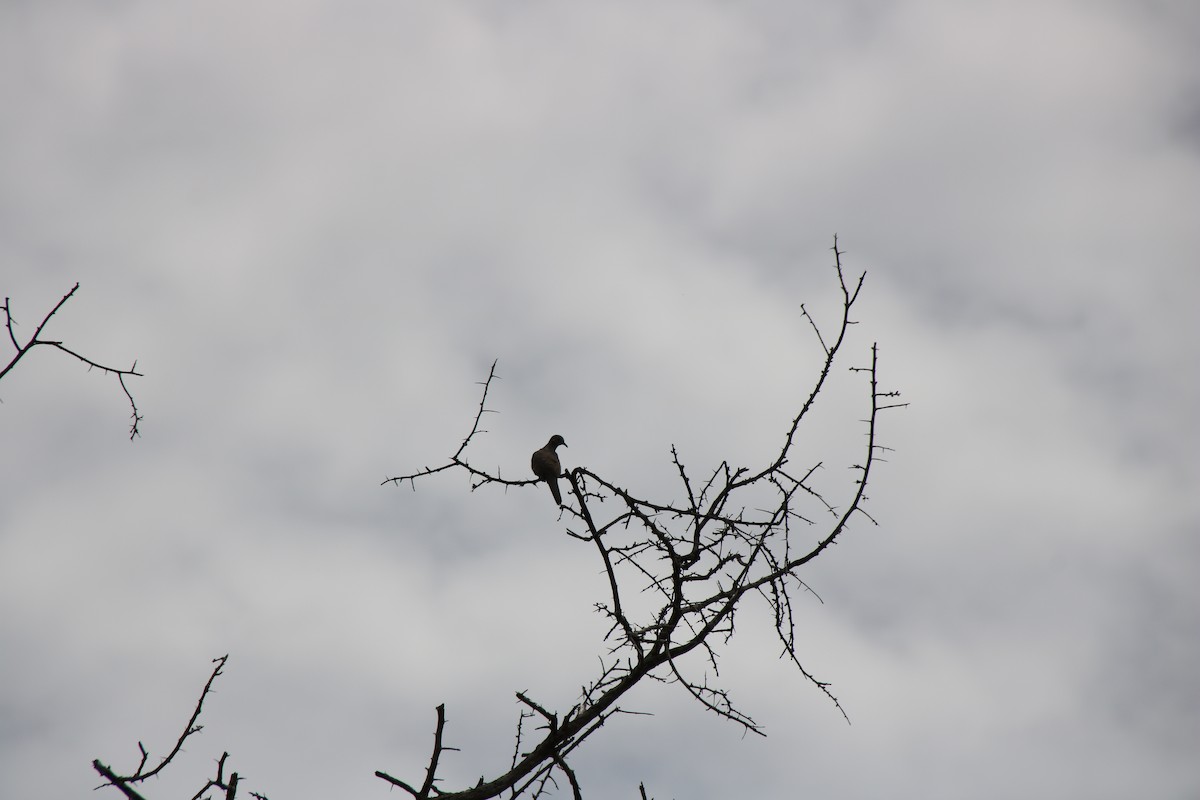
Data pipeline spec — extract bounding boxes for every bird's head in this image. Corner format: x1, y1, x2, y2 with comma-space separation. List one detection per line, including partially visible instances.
548, 434, 567, 449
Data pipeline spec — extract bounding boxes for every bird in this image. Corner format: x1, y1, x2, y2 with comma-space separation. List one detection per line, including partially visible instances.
531, 435, 567, 506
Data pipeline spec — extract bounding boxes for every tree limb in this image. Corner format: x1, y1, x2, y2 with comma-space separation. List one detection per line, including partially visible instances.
379, 238, 905, 797
2, 283, 144, 438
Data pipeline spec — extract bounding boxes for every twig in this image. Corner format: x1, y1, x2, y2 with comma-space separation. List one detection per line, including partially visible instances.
93, 656, 243, 798
2, 283, 144, 438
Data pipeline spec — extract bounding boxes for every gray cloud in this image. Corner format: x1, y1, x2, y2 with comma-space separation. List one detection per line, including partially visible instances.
1, 2, 1196, 799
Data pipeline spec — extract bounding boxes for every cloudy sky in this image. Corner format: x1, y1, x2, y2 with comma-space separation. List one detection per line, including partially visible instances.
2, 2, 1197, 798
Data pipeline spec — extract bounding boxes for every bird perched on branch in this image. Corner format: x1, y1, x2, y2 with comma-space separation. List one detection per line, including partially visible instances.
531, 435, 567, 506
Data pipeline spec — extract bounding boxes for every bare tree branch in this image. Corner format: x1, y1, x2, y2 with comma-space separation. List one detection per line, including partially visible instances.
2, 283, 144, 438
379, 238, 906, 797
93, 656, 267, 800
376, 703, 456, 799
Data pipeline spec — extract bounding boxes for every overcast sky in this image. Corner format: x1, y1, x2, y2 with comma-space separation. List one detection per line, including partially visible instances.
2, 2, 1198, 799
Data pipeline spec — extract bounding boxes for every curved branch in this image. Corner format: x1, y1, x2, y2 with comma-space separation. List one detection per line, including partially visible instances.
2, 283, 144, 438
92, 656, 266, 799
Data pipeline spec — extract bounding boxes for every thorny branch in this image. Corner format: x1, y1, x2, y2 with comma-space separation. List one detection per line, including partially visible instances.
93, 656, 269, 800
381, 359, 523, 493
380, 237, 906, 798
2, 282, 143, 438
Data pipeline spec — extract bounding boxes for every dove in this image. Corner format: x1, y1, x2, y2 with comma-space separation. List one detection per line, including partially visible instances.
531, 435, 567, 506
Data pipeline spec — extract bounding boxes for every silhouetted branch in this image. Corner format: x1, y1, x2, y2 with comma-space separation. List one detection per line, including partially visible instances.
381, 360, 536, 493
2, 282, 144, 438
93, 656, 267, 800
376, 704, 455, 799
379, 238, 906, 797
92, 761, 147, 800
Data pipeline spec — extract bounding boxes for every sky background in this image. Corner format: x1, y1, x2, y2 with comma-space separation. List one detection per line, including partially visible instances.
2, 2, 1198, 799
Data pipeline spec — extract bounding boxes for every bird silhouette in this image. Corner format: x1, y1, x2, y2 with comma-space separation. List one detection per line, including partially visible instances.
530, 435, 567, 506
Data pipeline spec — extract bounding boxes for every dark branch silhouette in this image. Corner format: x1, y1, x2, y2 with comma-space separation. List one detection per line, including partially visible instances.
379, 237, 906, 798
2, 282, 143, 438
92, 656, 269, 800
